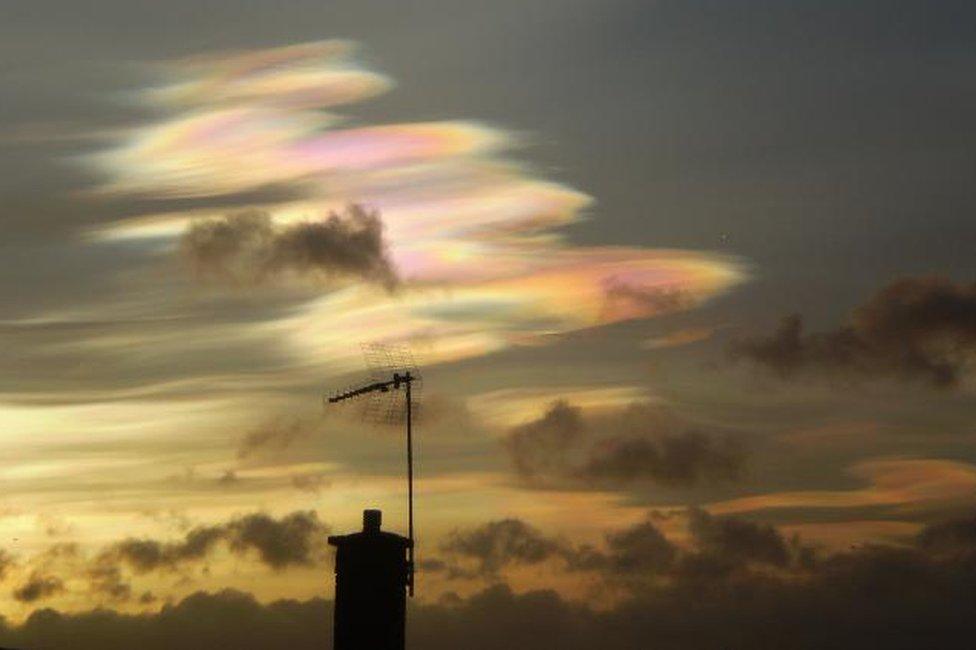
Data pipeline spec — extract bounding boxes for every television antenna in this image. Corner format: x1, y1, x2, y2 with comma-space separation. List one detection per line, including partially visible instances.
324, 343, 421, 596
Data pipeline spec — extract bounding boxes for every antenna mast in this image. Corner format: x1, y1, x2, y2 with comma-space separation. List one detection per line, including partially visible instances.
325, 347, 420, 597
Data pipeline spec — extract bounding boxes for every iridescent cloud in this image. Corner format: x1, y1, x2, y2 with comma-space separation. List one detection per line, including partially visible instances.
149, 40, 392, 109
92, 40, 746, 369
709, 458, 976, 515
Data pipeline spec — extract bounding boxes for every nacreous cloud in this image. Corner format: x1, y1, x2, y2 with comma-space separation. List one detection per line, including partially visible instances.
90, 40, 745, 370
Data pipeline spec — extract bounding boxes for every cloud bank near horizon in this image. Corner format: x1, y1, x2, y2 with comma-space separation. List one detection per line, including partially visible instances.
3, 509, 976, 649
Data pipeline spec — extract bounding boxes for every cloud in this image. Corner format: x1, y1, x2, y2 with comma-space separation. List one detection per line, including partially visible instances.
153, 41, 391, 110
99, 510, 326, 574
599, 279, 694, 323
916, 513, 976, 557
732, 277, 976, 388
237, 418, 312, 459
87, 562, 132, 602
504, 400, 743, 488
181, 205, 397, 290
6, 589, 331, 650
4, 512, 326, 607
89, 39, 744, 374
504, 400, 584, 480
226, 512, 324, 570
437, 515, 675, 584
12, 571, 64, 603
603, 518, 677, 574
436, 509, 817, 598
567, 518, 677, 578
291, 473, 330, 493
102, 527, 223, 574
709, 458, 976, 517
580, 432, 742, 487
217, 470, 239, 485
6, 511, 976, 649
0, 550, 16, 581
642, 326, 716, 350
37, 514, 75, 538
440, 519, 567, 577
687, 507, 789, 567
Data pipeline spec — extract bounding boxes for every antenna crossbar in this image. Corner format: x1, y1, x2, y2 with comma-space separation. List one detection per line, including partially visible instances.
326, 372, 415, 404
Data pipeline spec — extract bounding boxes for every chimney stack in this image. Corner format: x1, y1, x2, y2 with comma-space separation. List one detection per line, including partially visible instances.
328, 509, 411, 650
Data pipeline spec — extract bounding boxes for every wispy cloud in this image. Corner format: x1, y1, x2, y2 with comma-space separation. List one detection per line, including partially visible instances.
709, 458, 976, 516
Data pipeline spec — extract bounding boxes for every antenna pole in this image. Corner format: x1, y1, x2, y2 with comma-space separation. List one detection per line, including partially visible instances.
406, 374, 415, 597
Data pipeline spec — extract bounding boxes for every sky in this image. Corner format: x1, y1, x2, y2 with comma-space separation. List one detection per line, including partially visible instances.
1, 1, 975, 647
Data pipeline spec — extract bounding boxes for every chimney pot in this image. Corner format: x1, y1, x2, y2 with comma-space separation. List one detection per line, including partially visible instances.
363, 509, 382, 533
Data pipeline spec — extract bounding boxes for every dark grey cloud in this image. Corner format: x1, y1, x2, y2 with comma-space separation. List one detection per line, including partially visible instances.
227, 512, 325, 570
504, 400, 743, 489
102, 526, 223, 574
4, 589, 332, 650
732, 277, 976, 388
181, 205, 398, 290
687, 507, 789, 567
73, 511, 328, 605
581, 432, 742, 487
440, 519, 567, 578
99, 510, 326, 574
916, 513, 976, 557
437, 515, 676, 584
597, 518, 677, 576
557, 516, 680, 586
12, 571, 64, 603
87, 562, 132, 602
504, 400, 584, 480
438, 509, 814, 594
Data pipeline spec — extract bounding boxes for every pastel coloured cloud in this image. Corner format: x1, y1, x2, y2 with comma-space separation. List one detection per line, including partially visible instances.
92, 40, 746, 370
149, 40, 392, 109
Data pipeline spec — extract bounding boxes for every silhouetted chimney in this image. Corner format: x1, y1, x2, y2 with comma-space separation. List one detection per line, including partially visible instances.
328, 509, 411, 650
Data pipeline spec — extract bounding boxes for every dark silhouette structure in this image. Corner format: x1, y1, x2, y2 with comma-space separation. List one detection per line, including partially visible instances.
329, 510, 411, 650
